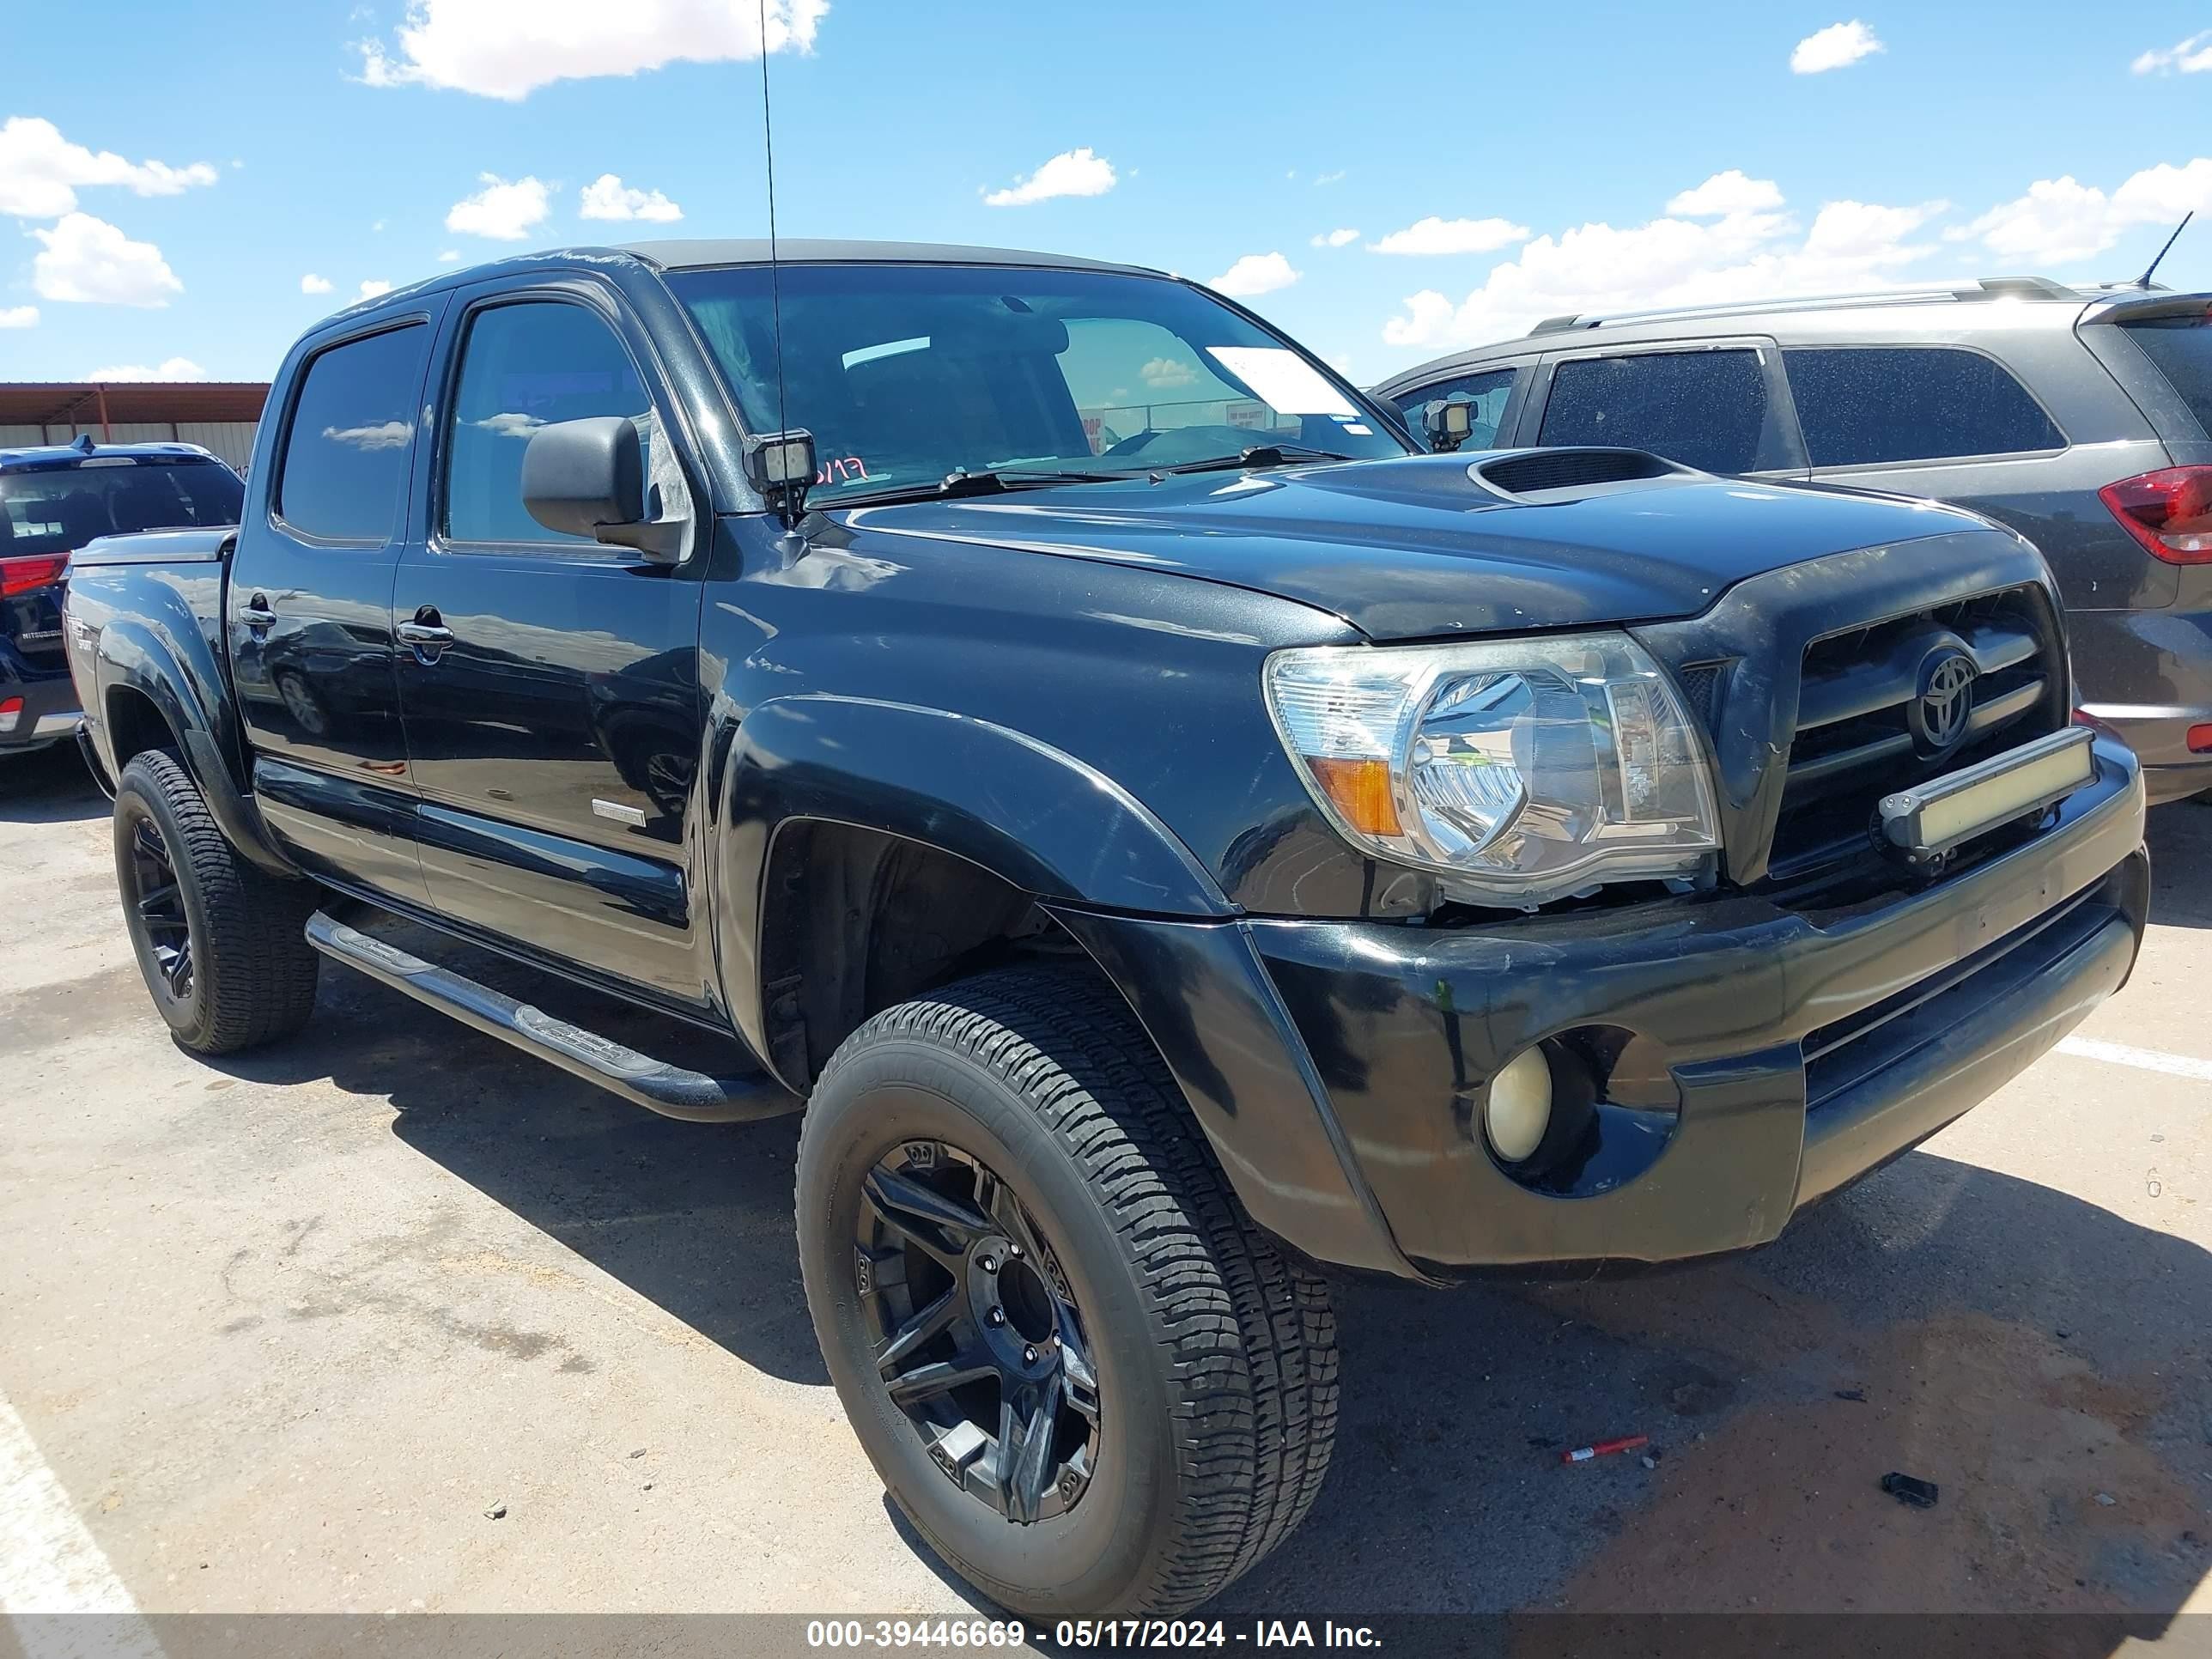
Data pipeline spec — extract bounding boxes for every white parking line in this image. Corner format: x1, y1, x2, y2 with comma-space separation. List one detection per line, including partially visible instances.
0, 1393, 163, 1656
2057, 1035, 2212, 1085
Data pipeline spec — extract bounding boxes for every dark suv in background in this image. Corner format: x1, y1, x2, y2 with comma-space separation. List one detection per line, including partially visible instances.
0, 436, 245, 770
1378, 281, 2212, 802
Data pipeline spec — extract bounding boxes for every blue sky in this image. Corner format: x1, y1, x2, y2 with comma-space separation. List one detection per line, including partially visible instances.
3, 1, 2209, 389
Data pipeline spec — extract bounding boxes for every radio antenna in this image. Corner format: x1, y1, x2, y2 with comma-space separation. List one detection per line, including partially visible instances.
757, 0, 787, 443
2135, 211, 2191, 289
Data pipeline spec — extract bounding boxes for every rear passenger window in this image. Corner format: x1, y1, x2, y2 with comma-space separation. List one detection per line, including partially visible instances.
1785, 347, 2064, 466
1539, 349, 1787, 473
1394, 368, 1516, 449
276, 325, 428, 542
443, 301, 656, 546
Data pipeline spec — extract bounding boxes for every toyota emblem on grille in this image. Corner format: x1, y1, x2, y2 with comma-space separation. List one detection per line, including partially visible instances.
1909, 647, 1978, 756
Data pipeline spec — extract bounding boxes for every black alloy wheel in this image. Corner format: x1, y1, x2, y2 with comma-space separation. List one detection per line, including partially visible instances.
859, 1139, 1101, 1524
110, 747, 321, 1054
124, 813, 194, 1002
797, 966, 1340, 1618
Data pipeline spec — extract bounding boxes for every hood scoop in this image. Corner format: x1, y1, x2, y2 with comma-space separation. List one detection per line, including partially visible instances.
1470, 446, 1697, 503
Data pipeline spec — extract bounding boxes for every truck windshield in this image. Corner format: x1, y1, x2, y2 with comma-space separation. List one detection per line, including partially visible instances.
666, 262, 1407, 503
2, 458, 244, 556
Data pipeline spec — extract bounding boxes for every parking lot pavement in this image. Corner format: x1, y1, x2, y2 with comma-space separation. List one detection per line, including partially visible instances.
4, 739, 2211, 1632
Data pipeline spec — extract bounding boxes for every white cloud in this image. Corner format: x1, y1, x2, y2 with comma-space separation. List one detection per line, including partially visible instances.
445, 173, 550, 240
1379, 181, 1947, 349
30, 213, 182, 307
1310, 228, 1360, 248
82, 356, 206, 381
437, 249, 461, 262
2114, 158, 2212, 222
1140, 356, 1198, 389
0, 117, 219, 219
323, 421, 412, 451
1959, 158, 2212, 265
0, 306, 36, 329
1368, 216, 1530, 257
1791, 20, 1884, 73
301, 273, 334, 295
1954, 176, 2112, 264
1667, 170, 1786, 217
358, 278, 394, 298
2133, 30, 2212, 74
1314, 169, 1346, 187
578, 173, 684, 222
358, 0, 827, 100
1208, 252, 1299, 297
982, 146, 1117, 208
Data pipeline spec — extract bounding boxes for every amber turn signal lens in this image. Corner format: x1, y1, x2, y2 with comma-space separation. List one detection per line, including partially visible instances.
1309, 757, 1401, 837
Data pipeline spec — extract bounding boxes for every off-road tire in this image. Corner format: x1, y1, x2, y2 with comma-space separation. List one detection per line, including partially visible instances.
112, 748, 320, 1054
795, 964, 1338, 1618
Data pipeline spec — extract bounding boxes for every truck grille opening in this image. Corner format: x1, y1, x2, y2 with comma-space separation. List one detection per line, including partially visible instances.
1769, 587, 2064, 878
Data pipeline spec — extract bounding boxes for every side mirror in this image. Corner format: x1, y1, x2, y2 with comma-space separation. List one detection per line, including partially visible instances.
1423, 399, 1475, 455
745, 429, 818, 528
521, 416, 678, 559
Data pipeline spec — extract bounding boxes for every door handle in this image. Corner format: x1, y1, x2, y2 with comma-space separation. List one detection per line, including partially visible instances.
241, 594, 276, 635
397, 608, 453, 662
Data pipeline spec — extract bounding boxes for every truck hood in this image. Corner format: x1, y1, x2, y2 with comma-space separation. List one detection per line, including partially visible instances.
836, 454, 2001, 641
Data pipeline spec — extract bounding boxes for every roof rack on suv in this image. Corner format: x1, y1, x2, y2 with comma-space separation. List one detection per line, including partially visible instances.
1525, 276, 2082, 336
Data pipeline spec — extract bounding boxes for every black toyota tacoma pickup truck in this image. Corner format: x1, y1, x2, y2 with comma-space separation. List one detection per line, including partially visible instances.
65, 239, 2148, 1617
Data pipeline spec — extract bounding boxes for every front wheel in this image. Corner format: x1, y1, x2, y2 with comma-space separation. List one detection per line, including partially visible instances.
112, 748, 321, 1054
795, 967, 1338, 1618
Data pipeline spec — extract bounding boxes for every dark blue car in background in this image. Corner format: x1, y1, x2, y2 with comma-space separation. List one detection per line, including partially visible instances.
0, 436, 243, 772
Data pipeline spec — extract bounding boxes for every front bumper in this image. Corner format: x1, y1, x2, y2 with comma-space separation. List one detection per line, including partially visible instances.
1060, 735, 2148, 1279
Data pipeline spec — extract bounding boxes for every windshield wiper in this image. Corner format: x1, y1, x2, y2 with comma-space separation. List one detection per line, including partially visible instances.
831, 467, 1128, 508
1158, 443, 1353, 476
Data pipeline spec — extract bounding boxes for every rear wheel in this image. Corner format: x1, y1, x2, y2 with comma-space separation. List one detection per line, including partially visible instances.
796, 966, 1337, 1618
112, 749, 320, 1054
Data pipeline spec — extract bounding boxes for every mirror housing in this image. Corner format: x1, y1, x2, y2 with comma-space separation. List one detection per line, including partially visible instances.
1423, 399, 1475, 454
745, 428, 818, 528
520, 416, 679, 559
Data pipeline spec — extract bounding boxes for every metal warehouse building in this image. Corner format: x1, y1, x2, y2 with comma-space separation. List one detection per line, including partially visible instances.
0, 380, 269, 472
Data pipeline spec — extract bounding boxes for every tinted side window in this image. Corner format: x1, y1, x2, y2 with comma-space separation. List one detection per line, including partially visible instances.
2117, 314, 2212, 437
1539, 349, 1784, 472
1785, 347, 2064, 466
445, 301, 653, 545
1394, 368, 1515, 448
277, 325, 428, 541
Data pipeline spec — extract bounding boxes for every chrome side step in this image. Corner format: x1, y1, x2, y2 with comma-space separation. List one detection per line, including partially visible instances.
305, 912, 802, 1124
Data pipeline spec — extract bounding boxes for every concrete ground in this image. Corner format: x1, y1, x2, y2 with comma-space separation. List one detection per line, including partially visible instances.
4, 741, 2211, 1642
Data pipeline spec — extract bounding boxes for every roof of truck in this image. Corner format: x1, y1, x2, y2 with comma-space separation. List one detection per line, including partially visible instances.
618, 239, 1159, 275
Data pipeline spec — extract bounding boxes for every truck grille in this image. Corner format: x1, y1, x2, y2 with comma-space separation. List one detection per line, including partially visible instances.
1769, 588, 2064, 876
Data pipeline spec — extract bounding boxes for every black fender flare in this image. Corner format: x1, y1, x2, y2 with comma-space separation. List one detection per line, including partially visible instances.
93, 617, 298, 878
711, 693, 1231, 1058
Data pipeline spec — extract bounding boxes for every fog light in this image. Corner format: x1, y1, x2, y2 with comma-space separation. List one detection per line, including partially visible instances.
1485, 1045, 1554, 1164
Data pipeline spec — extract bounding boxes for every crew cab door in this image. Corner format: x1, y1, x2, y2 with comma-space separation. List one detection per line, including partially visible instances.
393, 276, 713, 1010
228, 313, 440, 904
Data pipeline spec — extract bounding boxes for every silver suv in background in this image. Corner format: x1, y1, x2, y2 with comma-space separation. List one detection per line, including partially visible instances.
1376, 280, 2212, 802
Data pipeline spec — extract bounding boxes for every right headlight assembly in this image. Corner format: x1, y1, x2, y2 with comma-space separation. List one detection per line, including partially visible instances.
1262, 632, 1721, 907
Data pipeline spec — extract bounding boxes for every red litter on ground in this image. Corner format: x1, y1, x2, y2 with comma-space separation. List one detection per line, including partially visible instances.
1560, 1435, 1649, 1465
